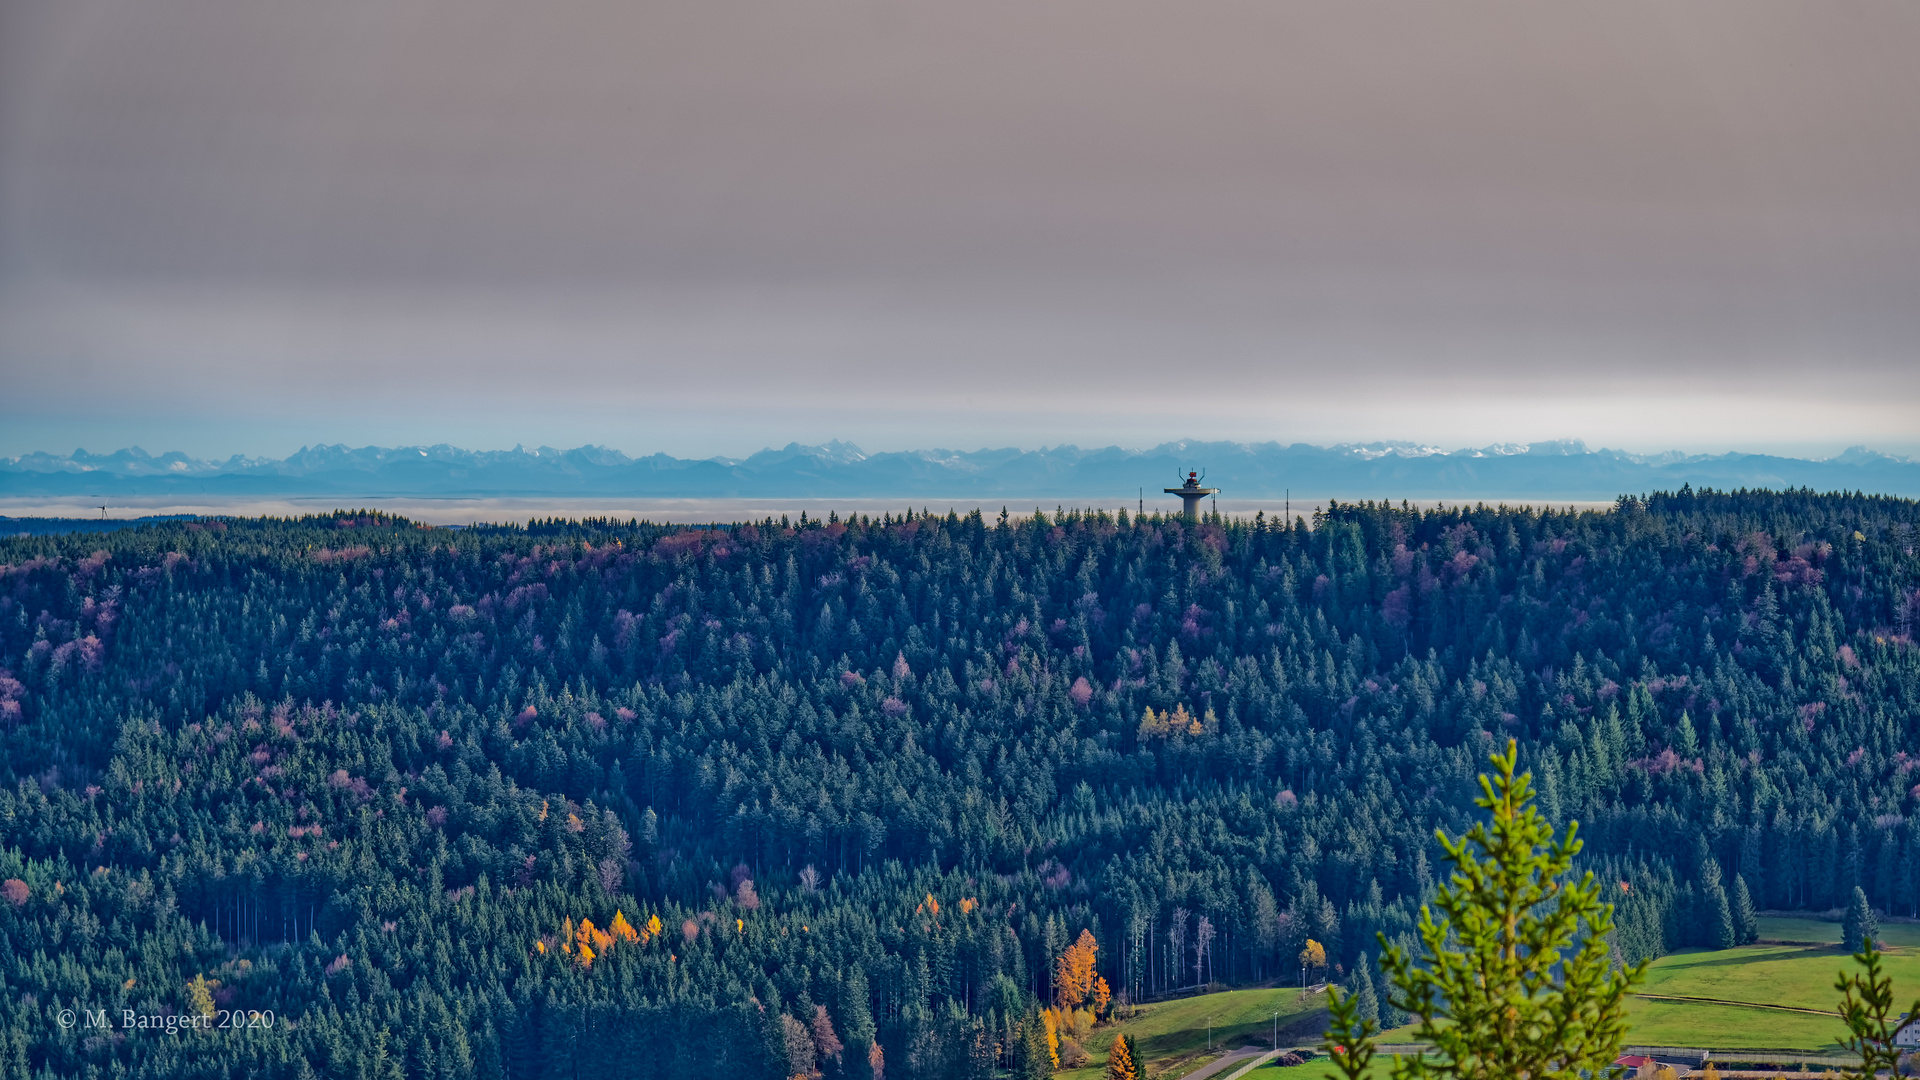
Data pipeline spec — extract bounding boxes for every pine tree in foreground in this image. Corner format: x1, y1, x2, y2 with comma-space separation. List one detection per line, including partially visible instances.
1835, 933, 1920, 1080
1324, 739, 1645, 1080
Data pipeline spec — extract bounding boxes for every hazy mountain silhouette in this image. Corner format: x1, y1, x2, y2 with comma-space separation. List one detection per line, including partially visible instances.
4, 441, 1916, 499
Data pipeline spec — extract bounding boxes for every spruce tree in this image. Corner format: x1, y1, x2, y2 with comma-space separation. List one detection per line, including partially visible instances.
1708, 884, 1736, 950
1731, 875, 1759, 945
1350, 960, 1380, 1026
1377, 938, 1416, 1028
1844, 887, 1879, 952
1021, 1011, 1054, 1080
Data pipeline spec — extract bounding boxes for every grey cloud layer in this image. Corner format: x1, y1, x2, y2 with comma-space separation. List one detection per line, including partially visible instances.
3, 0, 1918, 451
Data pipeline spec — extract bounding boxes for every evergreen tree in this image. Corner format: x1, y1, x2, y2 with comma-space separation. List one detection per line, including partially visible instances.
1707, 884, 1736, 950
1375, 938, 1416, 1029
1836, 934, 1920, 1080
1731, 875, 1759, 945
0, 494, 1917, 1080
1330, 741, 1644, 1080
1844, 886, 1880, 952
1020, 1011, 1054, 1080
1349, 960, 1380, 1026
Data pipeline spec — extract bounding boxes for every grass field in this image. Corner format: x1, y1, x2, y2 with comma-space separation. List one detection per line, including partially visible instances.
1623, 994, 1844, 1052
1054, 987, 1327, 1080
1241, 1052, 1411, 1080
1622, 915, 1920, 1051
1636, 942, 1920, 1013
1375, 918, 1918, 1053
1755, 914, 1920, 949
1057, 915, 1920, 1077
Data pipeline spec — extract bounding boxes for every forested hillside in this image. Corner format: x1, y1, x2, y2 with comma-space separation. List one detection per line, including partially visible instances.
2, 489, 1917, 1079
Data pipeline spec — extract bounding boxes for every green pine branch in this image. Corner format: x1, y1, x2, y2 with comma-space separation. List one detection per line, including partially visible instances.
1330, 739, 1646, 1080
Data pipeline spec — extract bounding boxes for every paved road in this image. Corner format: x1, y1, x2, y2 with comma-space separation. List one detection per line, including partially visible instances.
1215, 1045, 1328, 1080
1217, 1049, 1283, 1080
1179, 1047, 1273, 1080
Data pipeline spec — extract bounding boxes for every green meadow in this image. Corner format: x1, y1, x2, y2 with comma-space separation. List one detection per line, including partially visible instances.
1240, 1053, 1408, 1080
1067, 915, 1920, 1077
1055, 987, 1327, 1080
1619, 916, 1920, 1051
1754, 914, 1920, 949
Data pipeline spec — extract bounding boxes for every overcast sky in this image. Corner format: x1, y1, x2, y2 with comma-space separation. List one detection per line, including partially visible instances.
3, 0, 1917, 460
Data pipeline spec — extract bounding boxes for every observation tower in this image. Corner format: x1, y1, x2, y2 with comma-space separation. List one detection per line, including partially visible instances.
1164, 471, 1219, 520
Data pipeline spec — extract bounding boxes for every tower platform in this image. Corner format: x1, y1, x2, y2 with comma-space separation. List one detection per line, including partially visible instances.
1164, 472, 1219, 520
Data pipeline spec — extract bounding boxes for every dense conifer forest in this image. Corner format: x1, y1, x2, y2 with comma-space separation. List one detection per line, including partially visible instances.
2, 489, 1918, 1079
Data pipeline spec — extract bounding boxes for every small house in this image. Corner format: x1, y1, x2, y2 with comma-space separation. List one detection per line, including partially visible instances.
1616, 1055, 1657, 1079
1894, 1014, 1920, 1050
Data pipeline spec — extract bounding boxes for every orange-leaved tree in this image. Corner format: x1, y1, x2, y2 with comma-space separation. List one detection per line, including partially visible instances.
1105, 1033, 1137, 1080
1092, 975, 1112, 1018
1056, 929, 1098, 1007
610, 910, 639, 943
560, 916, 616, 967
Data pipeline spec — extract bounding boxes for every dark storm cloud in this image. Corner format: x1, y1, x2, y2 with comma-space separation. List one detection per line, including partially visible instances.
2, 0, 1918, 456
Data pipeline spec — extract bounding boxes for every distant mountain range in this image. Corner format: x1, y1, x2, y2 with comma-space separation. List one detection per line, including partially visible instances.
3, 440, 1917, 501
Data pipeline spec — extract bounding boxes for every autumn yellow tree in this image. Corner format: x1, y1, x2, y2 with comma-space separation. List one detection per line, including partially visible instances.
1300, 939, 1327, 986
1105, 1034, 1138, 1080
187, 974, 218, 1019
610, 910, 639, 943
573, 916, 614, 966
1056, 929, 1099, 1007
1092, 975, 1112, 1018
